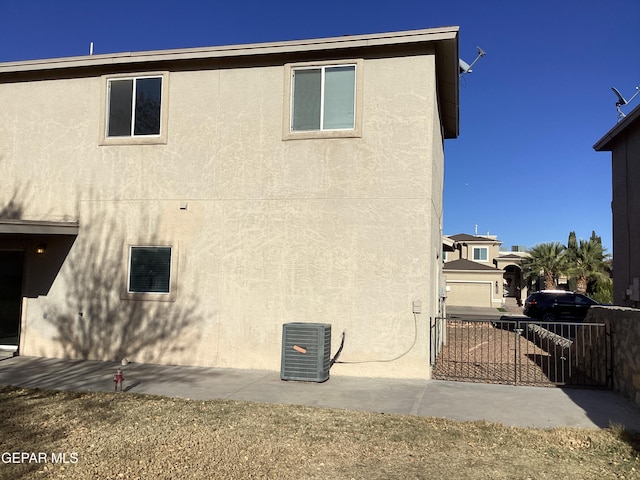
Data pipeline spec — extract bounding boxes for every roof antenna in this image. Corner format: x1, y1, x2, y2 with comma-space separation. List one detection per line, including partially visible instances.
459, 46, 486, 77
89, 42, 94, 56
612, 85, 639, 121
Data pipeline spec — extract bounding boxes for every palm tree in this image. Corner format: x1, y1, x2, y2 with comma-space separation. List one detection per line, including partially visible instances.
570, 238, 610, 295
522, 242, 567, 290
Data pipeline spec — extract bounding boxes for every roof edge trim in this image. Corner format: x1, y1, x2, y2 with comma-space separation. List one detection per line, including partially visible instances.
0, 27, 459, 73
594, 104, 640, 151
0, 219, 79, 235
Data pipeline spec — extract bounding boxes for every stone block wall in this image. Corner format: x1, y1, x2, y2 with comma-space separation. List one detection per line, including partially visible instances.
586, 306, 640, 407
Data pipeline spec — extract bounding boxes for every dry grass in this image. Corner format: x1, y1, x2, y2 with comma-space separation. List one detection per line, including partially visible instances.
1, 385, 639, 479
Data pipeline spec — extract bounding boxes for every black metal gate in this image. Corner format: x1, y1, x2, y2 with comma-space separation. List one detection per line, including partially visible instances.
430, 318, 610, 388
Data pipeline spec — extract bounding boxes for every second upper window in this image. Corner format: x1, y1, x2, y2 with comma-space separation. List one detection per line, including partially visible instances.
292, 65, 355, 131
284, 60, 362, 140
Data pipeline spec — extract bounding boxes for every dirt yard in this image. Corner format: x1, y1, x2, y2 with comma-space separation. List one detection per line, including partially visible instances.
433, 320, 581, 385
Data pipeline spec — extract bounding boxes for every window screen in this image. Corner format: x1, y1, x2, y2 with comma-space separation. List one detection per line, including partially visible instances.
323, 66, 355, 129
107, 79, 134, 137
134, 77, 162, 135
292, 69, 321, 131
128, 246, 171, 294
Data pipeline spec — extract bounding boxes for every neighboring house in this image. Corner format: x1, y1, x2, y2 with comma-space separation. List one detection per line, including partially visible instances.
594, 104, 640, 307
443, 234, 529, 308
495, 250, 531, 301
0, 27, 460, 379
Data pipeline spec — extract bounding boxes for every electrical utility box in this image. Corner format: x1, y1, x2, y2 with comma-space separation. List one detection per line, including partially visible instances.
281, 323, 331, 382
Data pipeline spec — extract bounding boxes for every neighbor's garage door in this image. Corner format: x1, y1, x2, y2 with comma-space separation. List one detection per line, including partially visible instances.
446, 282, 492, 308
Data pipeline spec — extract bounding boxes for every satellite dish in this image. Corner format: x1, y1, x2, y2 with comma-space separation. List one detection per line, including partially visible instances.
612, 87, 627, 106
459, 58, 472, 74
459, 46, 486, 77
612, 86, 640, 120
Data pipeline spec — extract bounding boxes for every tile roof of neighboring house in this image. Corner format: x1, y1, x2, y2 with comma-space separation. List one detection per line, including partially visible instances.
448, 233, 501, 243
443, 258, 500, 271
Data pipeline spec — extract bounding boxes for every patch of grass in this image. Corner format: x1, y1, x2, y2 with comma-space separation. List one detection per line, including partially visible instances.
1, 385, 639, 479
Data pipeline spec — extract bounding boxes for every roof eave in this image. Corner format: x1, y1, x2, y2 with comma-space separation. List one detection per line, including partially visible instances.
0, 27, 459, 71
0, 219, 79, 235
594, 103, 640, 151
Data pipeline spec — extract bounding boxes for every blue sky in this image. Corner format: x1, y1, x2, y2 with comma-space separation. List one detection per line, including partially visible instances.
2, 0, 638, 253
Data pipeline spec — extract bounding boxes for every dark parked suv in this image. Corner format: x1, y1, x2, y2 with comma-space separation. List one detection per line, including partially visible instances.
523, 290, 599, 322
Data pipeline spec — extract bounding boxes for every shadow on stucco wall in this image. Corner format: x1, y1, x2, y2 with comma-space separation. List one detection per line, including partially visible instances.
44, 211, 202, 364
0, 154, 28, 219
1, 183, 27, 219
0, 194, 23, 219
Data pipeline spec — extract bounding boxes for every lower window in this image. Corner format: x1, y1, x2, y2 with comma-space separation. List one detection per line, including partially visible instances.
128, 246, 172, 294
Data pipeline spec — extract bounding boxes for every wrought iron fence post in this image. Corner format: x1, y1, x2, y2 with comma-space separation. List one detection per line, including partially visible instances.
514, 322, 523, 385
607, 324, 614, 390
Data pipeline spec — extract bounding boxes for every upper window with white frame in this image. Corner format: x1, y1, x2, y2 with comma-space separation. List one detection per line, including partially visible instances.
283, 59, 363, 140
292, 64, 355, 131
472, 247, 489, 262
100, 72, 169, 145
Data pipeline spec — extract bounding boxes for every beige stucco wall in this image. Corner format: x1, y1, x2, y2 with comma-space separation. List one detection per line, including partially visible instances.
609, 118, 640, 307
1, 54, 443, 379
431, 90, 445, 319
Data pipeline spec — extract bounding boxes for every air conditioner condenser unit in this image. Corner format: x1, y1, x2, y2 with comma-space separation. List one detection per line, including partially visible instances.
281, 322, 331, 382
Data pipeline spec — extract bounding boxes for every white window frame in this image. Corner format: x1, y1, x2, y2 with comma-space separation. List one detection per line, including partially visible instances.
283, 59, 363, 140
122, 243, 178, 302
99, 72, 169, 146
472, 247, 489, 262
291, 64, 355, 132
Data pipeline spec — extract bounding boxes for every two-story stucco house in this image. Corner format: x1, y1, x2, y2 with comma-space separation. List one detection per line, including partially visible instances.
0, 27, 460, 379
443, 233, 529, 309
594, 104, 640, 307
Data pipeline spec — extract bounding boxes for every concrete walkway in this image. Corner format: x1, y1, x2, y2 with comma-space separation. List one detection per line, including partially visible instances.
1, 356, 640, 431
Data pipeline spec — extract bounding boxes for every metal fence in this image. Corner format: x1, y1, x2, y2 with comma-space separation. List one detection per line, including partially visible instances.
430, 318, 610, 388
